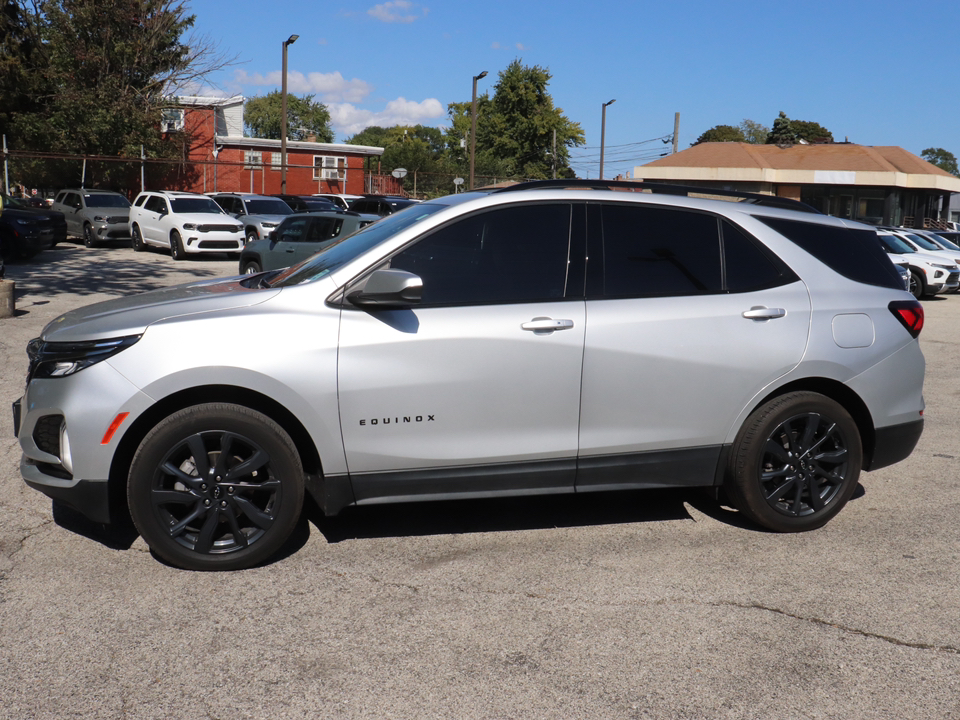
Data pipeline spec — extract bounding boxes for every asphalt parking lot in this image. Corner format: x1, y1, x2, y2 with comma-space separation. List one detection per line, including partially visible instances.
1, 240, 959, 719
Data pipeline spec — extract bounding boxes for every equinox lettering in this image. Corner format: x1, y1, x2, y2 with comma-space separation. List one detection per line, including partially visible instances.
359, 415, 436, 426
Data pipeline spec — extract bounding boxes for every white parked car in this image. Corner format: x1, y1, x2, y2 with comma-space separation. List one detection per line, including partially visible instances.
129, 191, 244, 259
876, 231, 959, 298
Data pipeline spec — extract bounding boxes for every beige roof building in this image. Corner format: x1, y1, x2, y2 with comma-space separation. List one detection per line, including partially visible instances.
633, 142, 960, 227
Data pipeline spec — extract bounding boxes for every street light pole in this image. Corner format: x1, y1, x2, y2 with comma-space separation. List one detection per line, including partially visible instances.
600, 99, 616, 180
280, 34, 299, 194
469, 70, 487, 191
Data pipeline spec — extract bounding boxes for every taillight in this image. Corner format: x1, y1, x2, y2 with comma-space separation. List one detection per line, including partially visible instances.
889, 300, 924, 338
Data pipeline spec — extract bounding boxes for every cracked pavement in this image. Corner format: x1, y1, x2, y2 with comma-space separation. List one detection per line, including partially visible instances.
1, 242, 959, 719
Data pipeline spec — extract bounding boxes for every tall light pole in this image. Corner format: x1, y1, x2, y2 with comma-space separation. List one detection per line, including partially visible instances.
280, 34, 299, 194
469, 70, 487, 191
599, 99, 615, 180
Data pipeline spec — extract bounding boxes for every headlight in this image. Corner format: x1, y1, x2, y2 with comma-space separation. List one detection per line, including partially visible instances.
182, 223, 198, 230
93, 215, 107, 222
15, 218, 37, 227
262, 222, 278, 229
932, 263, 955, 270
27, 335, 141, 380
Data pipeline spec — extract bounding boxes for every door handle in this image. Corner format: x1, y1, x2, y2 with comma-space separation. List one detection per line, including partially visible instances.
742, 306, 786, 320
521, 317, 574, 333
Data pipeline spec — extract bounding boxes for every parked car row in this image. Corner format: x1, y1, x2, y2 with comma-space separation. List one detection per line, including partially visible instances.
875, 227, 960, 298
0, 193, 67, 261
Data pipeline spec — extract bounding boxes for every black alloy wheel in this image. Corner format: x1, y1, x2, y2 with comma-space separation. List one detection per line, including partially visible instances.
83, 223, 96, 248
128, 403, 304, 570
170, 230, 185, 260
725, 392, 862, 532
909, 270, 924, 299
132, 225, 145, 252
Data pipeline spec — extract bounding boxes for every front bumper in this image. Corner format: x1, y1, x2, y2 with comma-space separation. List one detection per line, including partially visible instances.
21, 456, 111, 523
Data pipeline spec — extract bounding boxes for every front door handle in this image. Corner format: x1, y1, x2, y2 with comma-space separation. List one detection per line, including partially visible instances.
742, 306, 786, 320
521, 317, 574, 333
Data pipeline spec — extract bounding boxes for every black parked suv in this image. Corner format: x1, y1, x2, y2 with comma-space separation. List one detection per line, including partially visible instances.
348, 194, 418, 217
0, 193, 67, 260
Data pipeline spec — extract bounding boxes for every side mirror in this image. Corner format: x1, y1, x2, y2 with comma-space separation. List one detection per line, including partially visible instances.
347, 269, 422, 308
267, 231, 277, 243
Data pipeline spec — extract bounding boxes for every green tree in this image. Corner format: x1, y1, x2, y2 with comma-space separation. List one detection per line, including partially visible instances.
766, 111, 798, 145
2, 0, 234, 189
738, 119, 769, 144
446, 60, 584, 181
693, 124, 745, 145
245, 91, 333, 143
792, 119, 833, 143
921, 147, 959, 176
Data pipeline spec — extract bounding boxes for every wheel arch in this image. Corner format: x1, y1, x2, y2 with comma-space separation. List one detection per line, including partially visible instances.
749, 377, 877, 470
107, 384, 323, 522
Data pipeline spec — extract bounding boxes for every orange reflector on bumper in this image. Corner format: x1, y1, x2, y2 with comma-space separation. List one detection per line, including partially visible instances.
101, 412, 130, 445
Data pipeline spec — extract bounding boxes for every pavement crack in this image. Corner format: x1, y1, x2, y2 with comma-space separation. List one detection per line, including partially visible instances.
719, 600, 960, 655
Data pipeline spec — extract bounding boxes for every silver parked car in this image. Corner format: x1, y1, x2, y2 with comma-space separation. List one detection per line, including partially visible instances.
51, 189, 131, 247
14, 181, 926, 570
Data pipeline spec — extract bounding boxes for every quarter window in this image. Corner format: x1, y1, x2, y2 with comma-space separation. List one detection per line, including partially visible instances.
389, 204, 572, 306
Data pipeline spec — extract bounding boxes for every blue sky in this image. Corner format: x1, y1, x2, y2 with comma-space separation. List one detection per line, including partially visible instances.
189, 0, 960, 179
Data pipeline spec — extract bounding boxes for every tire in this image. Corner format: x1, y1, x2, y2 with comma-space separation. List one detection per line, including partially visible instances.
127, 403, 305, 571
725, 391, 862, 532
83, 223, 97, 248
132, 225, 145, 252
909, 270, 924, 299
242, 259, 262, 275
170, 230, 185, 261
245, 229, 258, 245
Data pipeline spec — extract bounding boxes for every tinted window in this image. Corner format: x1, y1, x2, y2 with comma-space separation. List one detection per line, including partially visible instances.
388, 203, 571, 306
144, 196, 167, 214
277, 216, 311, 242
309, 217, 343, 242
722, 221, 795, 292
598, 204, 722, 298
245, 199, 292, 215
170, 197, 223, 214
758, 217, 902, 290
84, 194, 130, 208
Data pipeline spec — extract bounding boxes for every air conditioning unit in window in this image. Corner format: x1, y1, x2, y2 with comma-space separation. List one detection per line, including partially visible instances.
321, 168, 345, 180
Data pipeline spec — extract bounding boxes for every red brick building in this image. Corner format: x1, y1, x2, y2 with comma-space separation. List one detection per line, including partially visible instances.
163, 95, 398, 196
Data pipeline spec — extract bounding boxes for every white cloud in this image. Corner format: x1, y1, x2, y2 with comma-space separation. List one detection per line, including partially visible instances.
516, 42, 526, 51
329, 97, 445, 138
235, 69, 373, 103
368, 1, 426, 23
491, 41, 500, 49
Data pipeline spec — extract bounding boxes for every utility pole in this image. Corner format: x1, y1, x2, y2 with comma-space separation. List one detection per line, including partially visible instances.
469, 70, 487, 190
552, 129, 556, 179
672, 112, 680, 154
600, 99, 616, 180
280, 34, 299, 194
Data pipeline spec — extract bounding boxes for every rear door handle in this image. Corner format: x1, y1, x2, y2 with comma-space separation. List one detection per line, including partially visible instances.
742, 306, 786, 320
521, 317, 574, 333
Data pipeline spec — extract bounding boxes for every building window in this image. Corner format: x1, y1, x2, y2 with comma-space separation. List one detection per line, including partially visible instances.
244, 151, 262, 169
314, 155, 346, 181
268, 152, 280, 171
161, 108, 184, 133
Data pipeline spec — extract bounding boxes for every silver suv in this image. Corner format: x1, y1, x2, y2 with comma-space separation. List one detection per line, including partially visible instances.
208, 192, 294, 244
51, 189, 132, 247
14, 181, 926, 571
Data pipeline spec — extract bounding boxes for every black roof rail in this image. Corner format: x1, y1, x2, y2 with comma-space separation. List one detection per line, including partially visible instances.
490, 179, 821, 214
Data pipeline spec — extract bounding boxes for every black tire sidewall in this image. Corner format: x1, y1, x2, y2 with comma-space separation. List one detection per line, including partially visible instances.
170, 231, 184, 260
128, 403, 304, 571
726, 392, 862, 532
244, 260, 262, 275
83, 224, 95, 248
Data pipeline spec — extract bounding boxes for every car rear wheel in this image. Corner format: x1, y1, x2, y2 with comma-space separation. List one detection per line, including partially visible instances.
170, 230, 185, 261
242, 260, 262, 275
127, 403, 305, 571
83, 223, 97, 248
725, 391, 861, 532
131, 225, 144, 252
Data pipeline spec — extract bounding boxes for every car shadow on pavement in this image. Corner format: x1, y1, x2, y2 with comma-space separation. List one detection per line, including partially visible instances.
309, 488, 709, 543
6, 244, 226, 304
51, 501, 140, 550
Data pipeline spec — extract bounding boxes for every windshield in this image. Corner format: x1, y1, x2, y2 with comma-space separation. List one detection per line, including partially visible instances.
933, 234, 960, 251
902, 232, 942, 252
170, 197, 224, 214
246, 199, 292, 215
1, 193, 29, 209
85, 194, 131, 208
267, 203, 446, 287
877, 234, 914, 254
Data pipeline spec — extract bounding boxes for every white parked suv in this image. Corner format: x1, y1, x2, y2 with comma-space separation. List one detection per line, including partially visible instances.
129, 191, 244, 259
876, 230, 959, 298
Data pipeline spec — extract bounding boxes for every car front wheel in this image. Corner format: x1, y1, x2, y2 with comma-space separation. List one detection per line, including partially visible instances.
170, 230, 185, 260
725, 391, 861, 532
83, 223, 97, 248
245, 229, 258, 244
132, 225, 144, 252
909, 270, 924, 299
242, 259, 262, 275
127, 403, 305, 571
